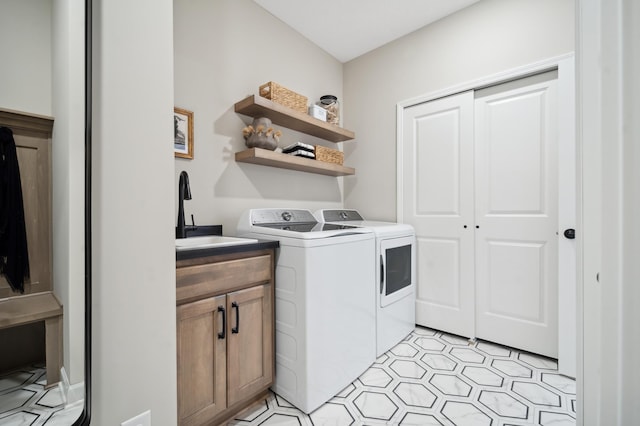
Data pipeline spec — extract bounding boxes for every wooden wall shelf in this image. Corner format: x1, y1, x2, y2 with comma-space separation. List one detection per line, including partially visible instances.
234, 95, 355, 143
235, 148, 355, 177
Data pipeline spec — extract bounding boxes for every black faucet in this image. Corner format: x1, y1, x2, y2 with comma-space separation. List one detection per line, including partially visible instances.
176, 170, 192, 239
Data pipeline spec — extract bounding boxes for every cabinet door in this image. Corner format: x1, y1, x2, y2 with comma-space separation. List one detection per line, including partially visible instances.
0, 131, 52, 298
227, 284, 273, 406
177, 295, 227, 426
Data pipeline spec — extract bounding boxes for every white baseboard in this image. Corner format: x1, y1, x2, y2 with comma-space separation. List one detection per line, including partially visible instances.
58, 366, 85, 407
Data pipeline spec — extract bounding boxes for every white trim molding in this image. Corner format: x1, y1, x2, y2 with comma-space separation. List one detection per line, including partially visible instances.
579, 0, 640, 424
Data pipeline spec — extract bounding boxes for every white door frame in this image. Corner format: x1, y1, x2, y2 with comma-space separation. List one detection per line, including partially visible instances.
396, 53, 577, 370
578, 0, 640, 424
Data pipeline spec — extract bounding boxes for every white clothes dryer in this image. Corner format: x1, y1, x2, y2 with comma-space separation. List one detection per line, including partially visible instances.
315, 209, 416, 357
237, 208, 376, 414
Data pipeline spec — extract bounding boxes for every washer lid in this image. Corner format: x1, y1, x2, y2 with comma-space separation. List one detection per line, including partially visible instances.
314, 209, 414, 235
248, 224, 371, 240
239, 208, 373, 240
344, 220, 415, 236
254, 222, 360, 233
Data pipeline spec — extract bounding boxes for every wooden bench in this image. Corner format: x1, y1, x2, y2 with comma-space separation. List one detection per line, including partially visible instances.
0, 291, 63, 388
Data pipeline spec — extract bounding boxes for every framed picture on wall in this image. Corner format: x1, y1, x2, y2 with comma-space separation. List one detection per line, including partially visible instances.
174, 107, 193, 159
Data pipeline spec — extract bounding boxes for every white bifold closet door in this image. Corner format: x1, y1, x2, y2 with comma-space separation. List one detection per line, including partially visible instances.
401, 71, 559, 358
401, 91, 476, 339
474, 73, 559, 358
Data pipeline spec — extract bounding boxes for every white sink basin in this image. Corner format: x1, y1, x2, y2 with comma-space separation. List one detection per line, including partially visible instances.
175, 235, 258, 251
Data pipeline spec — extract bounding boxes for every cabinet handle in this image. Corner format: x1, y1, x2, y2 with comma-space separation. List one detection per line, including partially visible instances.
380, 255, 385, 294
231, 302, 239, 334
217, 306, 226, 339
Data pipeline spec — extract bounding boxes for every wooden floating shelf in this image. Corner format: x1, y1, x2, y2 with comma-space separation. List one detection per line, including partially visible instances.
235, 148, 355, 177
234, 95, 355, 143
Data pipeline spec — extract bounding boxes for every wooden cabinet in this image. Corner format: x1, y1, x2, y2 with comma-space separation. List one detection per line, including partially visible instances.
177, 295, 227, 424
176, 249, 275, 426
226, 285, 273, 406
234, 95, 356, 176
0, 109, 61, 388
0, 109, 53, 298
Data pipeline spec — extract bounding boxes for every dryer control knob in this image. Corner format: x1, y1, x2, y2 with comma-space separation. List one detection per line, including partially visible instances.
282, 211, 292, 221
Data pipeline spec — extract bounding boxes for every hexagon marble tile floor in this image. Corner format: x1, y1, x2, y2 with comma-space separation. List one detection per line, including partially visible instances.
229, 327, 576, 426
0, 366, 83, 425
0, 326, 576, 426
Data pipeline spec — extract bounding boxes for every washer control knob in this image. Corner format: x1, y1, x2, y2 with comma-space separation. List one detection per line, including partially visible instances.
340, 211, 349, 220
281, 211, 292, 221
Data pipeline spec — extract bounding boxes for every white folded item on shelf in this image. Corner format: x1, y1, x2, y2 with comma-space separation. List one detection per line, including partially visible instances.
286, 149, 315, 159
282, 141, 315, 154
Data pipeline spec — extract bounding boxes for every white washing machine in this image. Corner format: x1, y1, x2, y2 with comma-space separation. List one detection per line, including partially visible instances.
315, 209, 416, 356
237, 208, 376, 414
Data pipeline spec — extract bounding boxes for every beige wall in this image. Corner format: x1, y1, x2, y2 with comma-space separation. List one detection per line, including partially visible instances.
0, 0, 52, 115
92, 0, 177, 423
52, 0, 86, 386
343, 0, 575, 221
173, 0, 345, 234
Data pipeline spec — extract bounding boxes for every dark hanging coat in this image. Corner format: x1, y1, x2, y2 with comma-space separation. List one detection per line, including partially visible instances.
0, 126, 29, 293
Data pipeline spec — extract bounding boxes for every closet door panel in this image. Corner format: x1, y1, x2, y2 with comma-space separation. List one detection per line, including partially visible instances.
415, 109, 461, 215
474, 73, 559, 358
402, 91, 475, 338
485, 240, 545, 321
417, 238, 461, 309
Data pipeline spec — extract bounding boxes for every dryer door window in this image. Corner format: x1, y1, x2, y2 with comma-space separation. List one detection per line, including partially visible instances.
385, 245, 412, 295
380, 235, 416, 307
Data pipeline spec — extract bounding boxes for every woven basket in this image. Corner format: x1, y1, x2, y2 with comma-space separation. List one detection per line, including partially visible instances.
315, 145, 344, 165
259, 81, 308, 114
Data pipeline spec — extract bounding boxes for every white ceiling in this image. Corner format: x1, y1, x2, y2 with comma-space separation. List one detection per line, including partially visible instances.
253, 0, 481, 63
